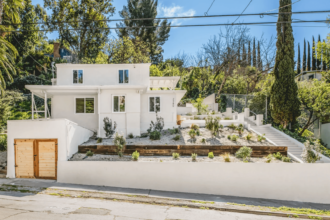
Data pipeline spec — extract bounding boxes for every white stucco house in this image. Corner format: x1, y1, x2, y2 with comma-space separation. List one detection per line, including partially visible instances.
6, 63, 186, 180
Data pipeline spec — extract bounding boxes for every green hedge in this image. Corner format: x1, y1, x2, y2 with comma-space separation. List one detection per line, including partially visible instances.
0, 134, 7, 151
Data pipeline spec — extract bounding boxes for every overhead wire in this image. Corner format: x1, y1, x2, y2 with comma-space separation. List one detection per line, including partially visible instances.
205, 0, 216, 16
232, 0, 253, 24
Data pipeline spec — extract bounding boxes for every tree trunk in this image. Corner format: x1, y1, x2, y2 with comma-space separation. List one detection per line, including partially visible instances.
217, 75, 227, 97
299, 110, 314, 136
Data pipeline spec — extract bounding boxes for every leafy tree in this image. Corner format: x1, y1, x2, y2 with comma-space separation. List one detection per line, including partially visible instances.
297, 79, 330, 136
116, 0, 171, 63
44, 0, 115, 60
315, 34, 330, 67
8, 75, 51, 94
192, 95, 208, 115
149, 64, 162, 76
270, 0, 300, 129
104, 36, 150, 64
257, 41, 262, 71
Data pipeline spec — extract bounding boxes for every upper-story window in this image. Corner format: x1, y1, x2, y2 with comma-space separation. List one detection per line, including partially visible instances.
113, 96, 125, 112
73, 70, 83, 84
119, 70, 129, 84
149, 97, 160, 112
75, 98, 94, 113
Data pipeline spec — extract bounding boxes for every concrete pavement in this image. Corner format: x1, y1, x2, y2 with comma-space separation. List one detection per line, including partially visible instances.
0, 190, 294, 220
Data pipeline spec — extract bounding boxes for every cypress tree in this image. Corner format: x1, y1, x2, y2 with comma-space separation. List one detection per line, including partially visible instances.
303, 39, 306, 71
257, 41, 261, 71
270, 0, 300, 129
297, 43, 301, 75
317, 35, 321, 70
312, 36, 316, 70
242, 44, 247, 67
307, 42, 311, 71
248, 41, 251, 66
253, 38, 256, 67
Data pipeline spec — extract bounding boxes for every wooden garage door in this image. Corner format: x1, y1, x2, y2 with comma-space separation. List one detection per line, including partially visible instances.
15, 139, 57, 180
15, 140, 35, 178
36, 140, 57, 179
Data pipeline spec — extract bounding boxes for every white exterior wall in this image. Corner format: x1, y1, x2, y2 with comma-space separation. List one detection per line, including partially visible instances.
141, 92, 177, 132
321, 123, 330, 149
56, 64, 150, 86
58, 162, 330, 204
6, 119, 93, 178
51, 94, 98, 132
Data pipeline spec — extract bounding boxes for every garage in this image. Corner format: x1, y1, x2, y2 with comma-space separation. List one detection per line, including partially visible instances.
15, 139, 57, 180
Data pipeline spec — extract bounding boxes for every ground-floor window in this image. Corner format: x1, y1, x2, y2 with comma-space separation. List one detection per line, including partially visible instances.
113, 96, 125, 112
149, 97, 160, 112
75, 98, 94, 113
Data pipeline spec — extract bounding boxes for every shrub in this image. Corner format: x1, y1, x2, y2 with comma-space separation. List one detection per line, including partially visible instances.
186, 113, 192, 116
257, 134, 266, 142
235, 146, 252, 162
193, 116, 200, 120
86, 150, 94, 157
103, 117, 117, 138
191, 124, 199, 130
224, 117, 231, 120
222, 152, 231, 162
173, 135, 180, 141
216, 116, 221, 120
301, 140, 322, 163
140, 133, 148, 138
208, 152, 214, 159
0, 135, 7, 151
231, 135, 238, 141
238, 123, 244, 129
205, 116, 220, 137
150, 130, 161, 140
273, 152, 283, 160
282, 156, 291, 162
211, 110, 216, 115
228, 123, 237, 131
172, 152, 180, 159
114, 133, 126, 157
245, 133, 253, 141
149, 112, 164, 133
196, 130, 200, 136
201, 138, 206, 143
128, 133, 134, 139
266, 154, 272, 163
227, 135, 231, 140
236, 127, 244, 135
96, 138, 102, 143
132, 151, 139, 161
191, 153, 197, 161
169, 127, 179, 134
188, 129, 196, 139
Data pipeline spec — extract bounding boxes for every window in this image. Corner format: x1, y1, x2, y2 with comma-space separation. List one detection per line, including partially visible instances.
75, 98, 94, 113
113, 96, 125, 112
119, 70, 129, 84
73, 70, 83, 84
149, 97, 160, 112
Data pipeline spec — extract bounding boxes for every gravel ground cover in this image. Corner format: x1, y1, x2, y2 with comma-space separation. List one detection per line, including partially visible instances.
69, 153, 293, 163
81, 127, 273, 146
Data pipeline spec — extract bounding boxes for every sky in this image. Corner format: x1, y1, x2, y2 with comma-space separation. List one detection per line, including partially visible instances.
31, 0, 330, 61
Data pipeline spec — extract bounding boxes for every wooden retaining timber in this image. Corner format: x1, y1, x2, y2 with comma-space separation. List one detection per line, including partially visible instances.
78, 145, 287, 157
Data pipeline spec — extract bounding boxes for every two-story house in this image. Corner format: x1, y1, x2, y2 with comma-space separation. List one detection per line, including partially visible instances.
6, 63, 186, 180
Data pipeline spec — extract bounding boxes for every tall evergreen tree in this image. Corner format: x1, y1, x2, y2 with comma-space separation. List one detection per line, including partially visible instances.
257, 41, 261, 71
297, 43, 301, 75
303, 39, 306, 71
116, 0, 171, 63
307, 42, 311, 71
242, 44, 246, 66
270, 0, 300, 129
312, 36, 316, 70
317, 35, 322, 70
322, 39, 327, 71
252, 38, 256, 67
248, 41, 251, 66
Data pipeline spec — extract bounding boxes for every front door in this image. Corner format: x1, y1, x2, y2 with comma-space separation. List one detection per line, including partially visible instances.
15, 139, 57, 180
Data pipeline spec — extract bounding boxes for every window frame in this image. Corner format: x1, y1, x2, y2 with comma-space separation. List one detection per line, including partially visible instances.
112, 95, 126, 113
118, 69, 129, 84
72, 69, 84, 85
148, 96, 161, 113
74, 97, 95, 114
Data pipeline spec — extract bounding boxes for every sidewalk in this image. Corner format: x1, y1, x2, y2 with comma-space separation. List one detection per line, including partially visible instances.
1, 178, 329, 212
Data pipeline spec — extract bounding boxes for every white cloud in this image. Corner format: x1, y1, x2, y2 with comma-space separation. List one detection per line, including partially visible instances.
158, 4, 196, 26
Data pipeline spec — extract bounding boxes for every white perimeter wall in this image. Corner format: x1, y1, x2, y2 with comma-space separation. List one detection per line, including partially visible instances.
321, 123, 330, 148
52, 94, 98, 132
7, 119, 93, 178
58, 162, 330, 204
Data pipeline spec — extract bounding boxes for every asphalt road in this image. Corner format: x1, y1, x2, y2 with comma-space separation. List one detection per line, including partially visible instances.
0, 191, 295, 220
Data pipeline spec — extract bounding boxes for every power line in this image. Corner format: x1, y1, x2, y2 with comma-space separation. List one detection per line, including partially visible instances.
6, 20, 328, 33
261, 0, 302, 16
2, 10, 329, 26
232, 0, 253, 24
205, 0, 216, 16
